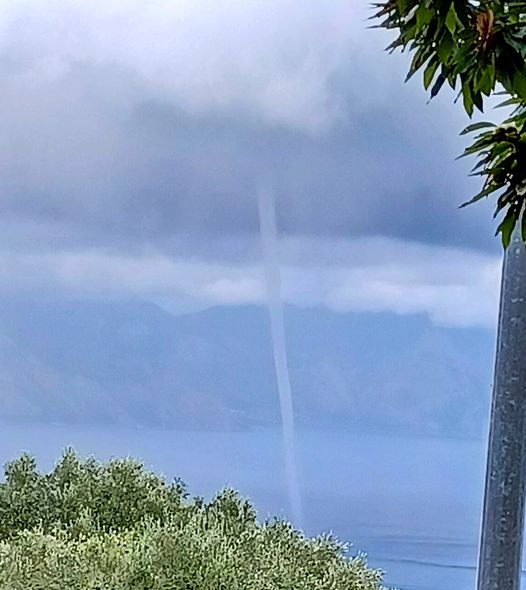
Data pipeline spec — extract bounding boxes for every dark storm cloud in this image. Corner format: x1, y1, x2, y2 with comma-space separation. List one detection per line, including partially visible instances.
0, 0, 504, 328
0, 0, 499, 263
1, 85, 496, 257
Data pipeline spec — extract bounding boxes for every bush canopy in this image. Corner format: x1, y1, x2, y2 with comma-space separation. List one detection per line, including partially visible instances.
0, 450, 384, 590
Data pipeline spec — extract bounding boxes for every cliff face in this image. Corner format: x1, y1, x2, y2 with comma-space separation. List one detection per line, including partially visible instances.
0, 299, 495, 435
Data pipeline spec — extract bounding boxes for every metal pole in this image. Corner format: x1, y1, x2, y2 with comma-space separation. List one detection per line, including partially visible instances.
477, 229, 526, 590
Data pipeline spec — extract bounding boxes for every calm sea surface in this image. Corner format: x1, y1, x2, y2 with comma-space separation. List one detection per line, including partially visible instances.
0, 424, 521, 590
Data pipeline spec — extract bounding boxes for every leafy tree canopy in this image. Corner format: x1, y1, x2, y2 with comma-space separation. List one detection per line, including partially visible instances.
371, 0, 526, 246
0, 451, 384, 590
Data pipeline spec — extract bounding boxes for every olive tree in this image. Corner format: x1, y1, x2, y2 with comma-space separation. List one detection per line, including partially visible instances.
371, 2, 526, 589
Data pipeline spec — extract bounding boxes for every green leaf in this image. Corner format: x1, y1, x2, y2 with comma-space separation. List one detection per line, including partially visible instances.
462, 81, 474, 116
470, 156, 491, 173
405, 48, 426, 82
423, 60, 440, 89
495, 188, 517, 217
497, 207, 518, 248
445, 3, 458, 34
504, 33, 526, 59
460, 184, 498, 208
476, 66, 494, 96
430, 73, 446, 98
496, 97, 520, 109
460, 122, 497, 135
473, 88, 484, 112
512, 70, 526, 101
463, 95, 474, 117
462, 135, 495, 154
416, 5, 433, 28
436, 33, 454, 62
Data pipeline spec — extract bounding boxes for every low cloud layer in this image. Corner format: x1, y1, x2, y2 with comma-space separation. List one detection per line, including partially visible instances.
0, 0, 504, 327
0, 236, 501, 328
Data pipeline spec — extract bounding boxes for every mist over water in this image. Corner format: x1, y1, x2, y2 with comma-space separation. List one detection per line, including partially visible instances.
257, 185, 304, 529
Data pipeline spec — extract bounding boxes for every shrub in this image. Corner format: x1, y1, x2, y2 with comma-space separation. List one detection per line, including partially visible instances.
0, 450, 385, 590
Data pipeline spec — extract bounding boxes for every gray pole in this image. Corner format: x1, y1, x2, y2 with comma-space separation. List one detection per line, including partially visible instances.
476, 229, 526, 590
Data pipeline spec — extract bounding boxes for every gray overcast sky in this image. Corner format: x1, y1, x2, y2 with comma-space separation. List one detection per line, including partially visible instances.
0, 0, 503, 327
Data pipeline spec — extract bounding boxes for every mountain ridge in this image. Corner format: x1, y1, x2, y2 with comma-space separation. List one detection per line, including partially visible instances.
0, 298, 495, 436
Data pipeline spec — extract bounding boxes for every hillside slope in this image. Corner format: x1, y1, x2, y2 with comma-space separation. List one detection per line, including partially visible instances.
0, 299, 495, 435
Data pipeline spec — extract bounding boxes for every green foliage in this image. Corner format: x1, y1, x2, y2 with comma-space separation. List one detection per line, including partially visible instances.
372, 1, 526, 114
371, 1, 526, 246
0, 451, 384, 590
0, 449, 186, 539
460, 102, 526, 246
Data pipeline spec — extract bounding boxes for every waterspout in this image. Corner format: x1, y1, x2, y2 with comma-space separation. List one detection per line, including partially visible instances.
257, 184, 304, 530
